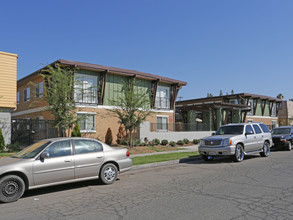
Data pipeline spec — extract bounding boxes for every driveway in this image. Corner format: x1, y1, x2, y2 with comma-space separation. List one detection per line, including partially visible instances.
0, 150, 292, 220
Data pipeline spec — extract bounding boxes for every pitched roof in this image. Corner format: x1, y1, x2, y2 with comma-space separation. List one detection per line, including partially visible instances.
18, 59, 187, 86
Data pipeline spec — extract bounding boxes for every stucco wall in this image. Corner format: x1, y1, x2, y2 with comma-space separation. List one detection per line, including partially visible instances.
140, 122, 213, 142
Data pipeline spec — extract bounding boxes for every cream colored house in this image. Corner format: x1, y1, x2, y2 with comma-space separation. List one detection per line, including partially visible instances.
278, 100, 293, 126
0, 51, 18, 145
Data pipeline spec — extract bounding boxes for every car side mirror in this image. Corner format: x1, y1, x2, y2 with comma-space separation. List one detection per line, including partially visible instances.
212, 132, 216, 136
245, 131, 253, 136
40, 152, 49, 159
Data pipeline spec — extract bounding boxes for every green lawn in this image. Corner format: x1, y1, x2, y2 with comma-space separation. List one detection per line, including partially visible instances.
132, 152, 200, 165
0, 152, 16, 158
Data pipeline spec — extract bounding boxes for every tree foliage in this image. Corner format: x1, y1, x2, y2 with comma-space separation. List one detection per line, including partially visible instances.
105, 128, 113, 145
107, 78, 152, 148
41, 64, 77, 137
71, 121, 81, 137
0, 128, 5, 152
116, 124, 126, 144
277, 93, 284, 100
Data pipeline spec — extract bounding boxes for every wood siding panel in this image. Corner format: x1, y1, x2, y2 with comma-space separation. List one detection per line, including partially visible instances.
0, 52, 17, 109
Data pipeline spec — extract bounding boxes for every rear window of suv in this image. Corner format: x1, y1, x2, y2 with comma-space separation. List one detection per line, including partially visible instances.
259, 124, 270, 133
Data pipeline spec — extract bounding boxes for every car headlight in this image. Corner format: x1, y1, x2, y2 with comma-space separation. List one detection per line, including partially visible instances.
200, 140, 204, 146
222, 139, 231, 146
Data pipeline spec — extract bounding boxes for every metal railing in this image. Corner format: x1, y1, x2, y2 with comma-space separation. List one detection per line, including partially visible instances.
155, 97, 170, 110
150, 123, 211, 132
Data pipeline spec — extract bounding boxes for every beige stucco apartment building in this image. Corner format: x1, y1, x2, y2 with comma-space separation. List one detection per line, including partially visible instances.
278, 100, 293, 126
0, 51, 18, 145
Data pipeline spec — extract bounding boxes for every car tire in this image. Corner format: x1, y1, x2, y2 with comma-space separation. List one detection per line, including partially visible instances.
288, 141, 292, 151
233, 144, 244, 162
99, 163, 118, 185
201, 155, 214, 161
260, 141, 270, 157
0, 175, 25, 203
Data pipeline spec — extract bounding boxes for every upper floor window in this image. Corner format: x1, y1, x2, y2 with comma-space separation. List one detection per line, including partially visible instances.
74, 74, 98, 104
247, 100, 254, 116
272, 103, 277, 117
155, 86, 170, 109
24, 87, 30, 102
17, 92, 19, 104
36, 82, 44, 98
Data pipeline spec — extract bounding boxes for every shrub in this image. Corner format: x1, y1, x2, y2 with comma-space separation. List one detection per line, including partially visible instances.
105, 128, 113, 145
0, 128, 5, 152
183, 138, 190, 144
121, 140, 129, 146
152, 138, 160, 146
177, 140, 184, 146
133, 138, 141, 147
169, 141, 176, 147
161, 139, 168, 146
116, 124, 126, 144
6, 142, 20, 152
193, 139, 200, 144
71, 122, 81, 137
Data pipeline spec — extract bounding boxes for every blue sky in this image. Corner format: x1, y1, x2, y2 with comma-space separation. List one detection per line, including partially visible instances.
1, 0, 292, 100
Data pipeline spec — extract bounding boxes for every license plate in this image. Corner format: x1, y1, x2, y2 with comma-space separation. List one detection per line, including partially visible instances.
209, 152, 216, 155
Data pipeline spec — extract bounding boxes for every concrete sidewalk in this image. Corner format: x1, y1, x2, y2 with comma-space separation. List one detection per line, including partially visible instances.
130, 145, 199, 158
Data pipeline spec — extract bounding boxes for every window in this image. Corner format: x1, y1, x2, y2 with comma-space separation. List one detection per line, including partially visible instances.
157, 116, 168, 131
247, 100, 254, 116
74, 74, 98, 104
155, 86, 170, 109
43, 140, 71, 158
17, 92, 19, 104
252, 125, 262, 134
245, 125, 254, 135
74, 140, 102, 154
271, 103, 277, 116
24, 87, 30, 102
77, 113, 95, 132
36, 82, 44, 98
259, 124, 270, 133
216, 125, 244, 135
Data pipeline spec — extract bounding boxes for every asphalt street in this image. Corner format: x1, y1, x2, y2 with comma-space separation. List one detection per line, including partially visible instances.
1, 150, 293, 220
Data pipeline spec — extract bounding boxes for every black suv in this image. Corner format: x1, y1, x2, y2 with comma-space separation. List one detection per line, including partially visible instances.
272, 126, 293, 151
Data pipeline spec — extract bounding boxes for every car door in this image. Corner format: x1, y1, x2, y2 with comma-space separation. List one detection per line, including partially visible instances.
73, 139, 104, 179
252, 124, 264, 150
244, 125, 258, 152
33, 140, 74, 186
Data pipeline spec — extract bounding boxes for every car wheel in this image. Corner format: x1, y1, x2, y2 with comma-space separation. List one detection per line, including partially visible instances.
0, 175, 25, 203
201, 155, 214, 161
233, 144, 244, 162
260, 141, 270, 157
99, 163, 118, 185
288, 141, 292, 151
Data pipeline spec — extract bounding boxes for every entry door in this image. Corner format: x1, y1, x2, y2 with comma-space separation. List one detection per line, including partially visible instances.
73, 139, 104, 179
33, 140, 74, 186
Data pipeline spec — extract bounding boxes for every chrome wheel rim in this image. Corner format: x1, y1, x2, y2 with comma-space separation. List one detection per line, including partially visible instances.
264, 143, 270, 156
103, 166, 116, 182
236, 145, 244, 161
2, 181, 19, 197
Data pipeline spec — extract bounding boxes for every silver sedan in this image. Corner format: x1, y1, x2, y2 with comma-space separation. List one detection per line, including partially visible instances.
0, 137, 132, 203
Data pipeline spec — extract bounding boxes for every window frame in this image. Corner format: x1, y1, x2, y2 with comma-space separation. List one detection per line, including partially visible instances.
156, 115, 169, 131
74, 73, 98, 104
24, 87, 31, 102
36, 82, 44, 98
155, 86, 171, 110
77, 112, 96, 133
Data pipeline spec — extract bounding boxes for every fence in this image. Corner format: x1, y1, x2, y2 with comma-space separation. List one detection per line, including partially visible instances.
11, 119, 59, 147
150, 123, 211, 132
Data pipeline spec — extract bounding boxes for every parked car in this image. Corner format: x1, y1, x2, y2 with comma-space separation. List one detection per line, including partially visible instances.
199, 123, 272, 162
272, 126, 293, 151
0, 137, 132, 203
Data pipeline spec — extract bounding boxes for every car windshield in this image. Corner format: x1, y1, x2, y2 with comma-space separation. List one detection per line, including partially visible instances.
13, 141, 51, 159
216, 125, 244, 135
272, 128, 291, 135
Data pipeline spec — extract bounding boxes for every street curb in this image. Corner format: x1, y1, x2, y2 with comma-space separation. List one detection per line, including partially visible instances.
131, 156, 202, 170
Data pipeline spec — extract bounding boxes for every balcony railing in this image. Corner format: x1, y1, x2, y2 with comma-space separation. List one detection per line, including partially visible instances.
150, 123, 211, 132
74, 89, 98, 104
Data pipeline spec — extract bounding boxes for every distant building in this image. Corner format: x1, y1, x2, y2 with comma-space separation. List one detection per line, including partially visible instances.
0, 51, 18, 144
176, 93, 282, 131
13, 59, 187, 141
278, 100, 293, 126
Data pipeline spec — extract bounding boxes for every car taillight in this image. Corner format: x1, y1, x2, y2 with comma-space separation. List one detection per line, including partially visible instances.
126, 151, 130, 157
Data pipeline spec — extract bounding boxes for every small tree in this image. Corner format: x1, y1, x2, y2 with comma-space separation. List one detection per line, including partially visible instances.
277, 93, 284, 100
116, 124, 126, 144
71, 122, 81, 137
219, 90, 223, 96
0, 128, 4, 152
107, 78, 152, 148
105, 128, 113, 145
41, 64, 77, 137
